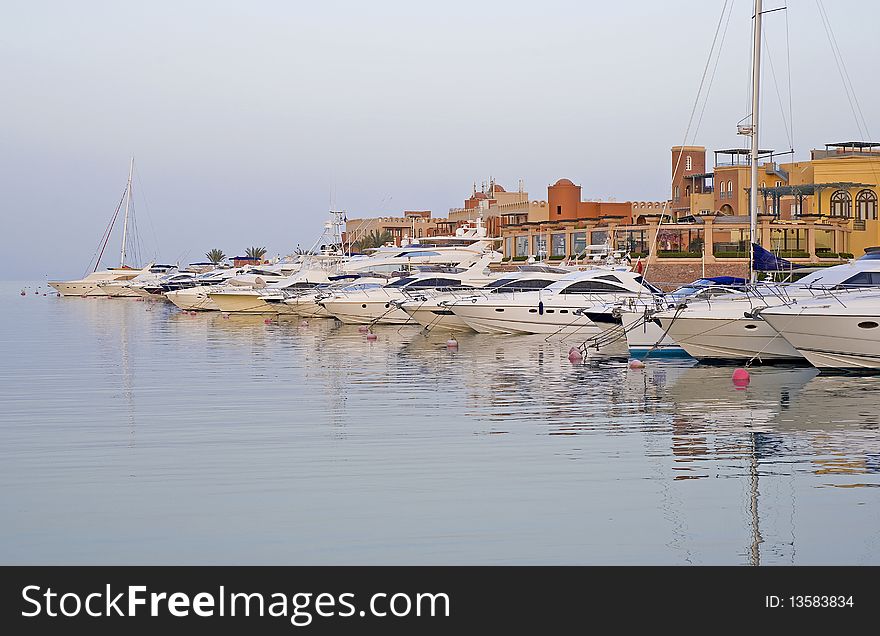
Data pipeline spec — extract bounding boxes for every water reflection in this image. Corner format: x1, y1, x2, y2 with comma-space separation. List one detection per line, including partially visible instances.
1, 285, 879, 565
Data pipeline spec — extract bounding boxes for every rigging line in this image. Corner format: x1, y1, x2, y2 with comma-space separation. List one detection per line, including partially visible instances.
134, 164, 162, 264
90, 187, 129, 276
641, 0, 730, 292
816, 0, 871, 138
685, 0, 731, 146
814, 0, 867, 140
694, 0, 736, 141
784, 4, 794, 150
761, 30, 793, 151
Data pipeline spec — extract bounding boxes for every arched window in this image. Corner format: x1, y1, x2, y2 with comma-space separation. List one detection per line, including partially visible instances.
685, 155, 692, 171
856, 189, 878, 220
720, 181, 726, 194
674, 186, 680, 200
830, 190, 852, 217
727, 180, 733, 195
686, 185, 691, 197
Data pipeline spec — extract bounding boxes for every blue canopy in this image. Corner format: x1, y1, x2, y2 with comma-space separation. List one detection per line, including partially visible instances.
752, 243, 805, 271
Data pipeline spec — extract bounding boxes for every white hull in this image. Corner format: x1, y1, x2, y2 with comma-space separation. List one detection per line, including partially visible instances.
760, 310, 880, 370
49, 281, 108, 297
320, 299, 413, 325
620, 310, 686, 356
100, 284, 144, 298
286, 298, 334, 318
450, 303, 599, 336
656, 315, 802, 361
166, 286, 221, 311
403, 305, 473, 332
208, 291, 277, 314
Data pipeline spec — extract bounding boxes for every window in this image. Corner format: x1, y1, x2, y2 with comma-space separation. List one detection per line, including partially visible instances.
685, 155, 693, 171
830, 190, 852, 217
856, 189, 878, 220
685, 186, 691, 197
839, 272, 880, 287
557, 205, 562, 215
720, 181, 726, 194
533, 234, 547, 258
407, 277, 468, 289
674, 186, 680, 200
491, 279, 555, 292
504, 237, 512, 257
559, 280, 624, 294
571, 232, 587, 256
727, 181, 733, 197
515, 236, 529, 257
551, 233, 566, 257
775, 180, 782, 187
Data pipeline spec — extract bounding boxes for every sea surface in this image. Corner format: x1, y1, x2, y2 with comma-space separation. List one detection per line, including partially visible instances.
1, 282, 879, 565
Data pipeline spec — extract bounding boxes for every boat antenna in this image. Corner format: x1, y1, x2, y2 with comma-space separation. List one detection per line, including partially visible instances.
120, 156, 134, 268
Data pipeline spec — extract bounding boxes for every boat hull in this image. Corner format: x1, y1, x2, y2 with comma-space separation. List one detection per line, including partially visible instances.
450, 303, 599, 336
760, 311, 880, 370
48, 281, 108, 297
656, 315, 802, 362
320, 299, 413, 325
208, 292, 277, 314
403, 305, 473, 332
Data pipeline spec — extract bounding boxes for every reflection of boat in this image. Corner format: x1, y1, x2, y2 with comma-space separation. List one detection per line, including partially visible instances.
665, 365, 819, 431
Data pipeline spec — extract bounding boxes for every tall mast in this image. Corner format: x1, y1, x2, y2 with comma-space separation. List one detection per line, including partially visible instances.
120, 156, 134, 268
749, 0, 762, 283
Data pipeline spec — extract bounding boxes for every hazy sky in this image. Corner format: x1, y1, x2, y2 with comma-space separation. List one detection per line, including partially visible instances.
2, 0, 877, 279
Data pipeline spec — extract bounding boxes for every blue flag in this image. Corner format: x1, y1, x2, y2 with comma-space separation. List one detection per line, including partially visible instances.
751, 243, 804, 271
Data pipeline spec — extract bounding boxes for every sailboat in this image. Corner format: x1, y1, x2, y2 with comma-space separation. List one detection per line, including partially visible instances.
49, 158, 151, 297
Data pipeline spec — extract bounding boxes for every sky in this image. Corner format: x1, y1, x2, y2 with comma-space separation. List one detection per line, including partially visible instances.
1, 0, 877, 279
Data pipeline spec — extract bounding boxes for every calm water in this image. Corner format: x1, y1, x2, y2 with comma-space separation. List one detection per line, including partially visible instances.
2, 281, 879, 565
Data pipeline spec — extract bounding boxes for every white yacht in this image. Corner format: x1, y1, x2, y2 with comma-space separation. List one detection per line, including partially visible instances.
653, 254, 880, 363
397, 266, 570, 332
97, 264, 178, 297
164, 268, 254, 311
759, 290, 880, 371
49, 157, 154, 297
581, 277, 748, 357
448, 269, 660, 336
49, 266, 152, 297
282, 274, 394, 318
757, 250, 880, 370
319, 260, 499, 325
206, 264, 319, 313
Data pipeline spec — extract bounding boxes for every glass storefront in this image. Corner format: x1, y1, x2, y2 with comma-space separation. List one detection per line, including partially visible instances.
551, 233, 566, 257
515, 235, 529, 258
571, 232, 587, 256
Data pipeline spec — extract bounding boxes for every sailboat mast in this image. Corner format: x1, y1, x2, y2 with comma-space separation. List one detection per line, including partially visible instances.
749, 0, 762, 283
120, 157, 133, 268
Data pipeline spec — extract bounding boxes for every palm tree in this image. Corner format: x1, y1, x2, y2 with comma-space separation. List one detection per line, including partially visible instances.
245, 246, 267, 261
352, 230, 394, 252
205, 248, 226, 265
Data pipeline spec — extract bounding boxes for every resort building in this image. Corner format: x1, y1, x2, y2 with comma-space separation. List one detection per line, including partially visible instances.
343, 210, 450, 247
495, 141, 879, 281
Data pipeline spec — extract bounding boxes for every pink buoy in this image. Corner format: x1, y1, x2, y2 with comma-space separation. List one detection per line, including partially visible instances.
568, 347, 583, 363
299, 320, 309, 327
628, 359, 645, 369
732, 368, 751, 389
366, 332, 378, 341
357, 326, 369, 333
446, 337, 458, 349
264, 318, 272, 324
222, 313, 230, 319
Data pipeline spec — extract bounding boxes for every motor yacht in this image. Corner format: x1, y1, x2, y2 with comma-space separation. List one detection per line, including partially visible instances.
652, 252, 880, 363
397, 266, 570, 333
448, 269, 660, 336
